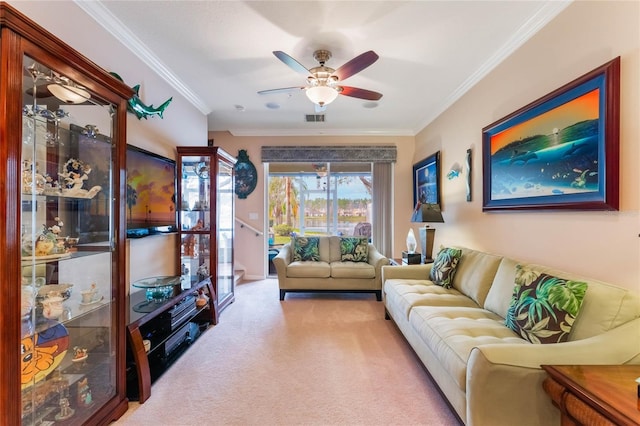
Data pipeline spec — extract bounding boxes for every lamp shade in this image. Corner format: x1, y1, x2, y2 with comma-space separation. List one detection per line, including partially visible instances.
411, 203, 444, 223
306, 85, 339, 106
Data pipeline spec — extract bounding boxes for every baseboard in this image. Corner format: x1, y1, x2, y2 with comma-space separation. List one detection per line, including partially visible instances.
242, 274, 266, 281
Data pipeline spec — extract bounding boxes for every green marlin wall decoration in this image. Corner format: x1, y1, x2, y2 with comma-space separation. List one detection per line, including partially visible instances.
110, 72, 172, 120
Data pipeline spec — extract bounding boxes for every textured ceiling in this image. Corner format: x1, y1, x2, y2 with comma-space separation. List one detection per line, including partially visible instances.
78, 1, 571, 136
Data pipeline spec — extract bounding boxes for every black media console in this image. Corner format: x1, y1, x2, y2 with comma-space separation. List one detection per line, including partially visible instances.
125, 278, 218, 402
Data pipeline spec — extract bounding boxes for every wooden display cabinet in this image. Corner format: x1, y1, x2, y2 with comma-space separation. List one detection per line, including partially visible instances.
176, 146, 236, 314
0, 3, 133, 424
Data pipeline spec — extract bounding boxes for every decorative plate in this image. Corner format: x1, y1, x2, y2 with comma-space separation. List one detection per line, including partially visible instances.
234, 149, 257, 199
21, 322, 69, 389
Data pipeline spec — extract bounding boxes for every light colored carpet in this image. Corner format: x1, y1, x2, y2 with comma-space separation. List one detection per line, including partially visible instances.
114, 279, 460, 425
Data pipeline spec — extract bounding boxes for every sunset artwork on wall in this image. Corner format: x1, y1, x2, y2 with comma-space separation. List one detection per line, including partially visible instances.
126, 145, 177, 237
482, 57, 620, 211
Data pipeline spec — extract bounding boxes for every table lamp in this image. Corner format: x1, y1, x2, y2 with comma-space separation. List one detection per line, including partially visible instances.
411, 203, 444, 263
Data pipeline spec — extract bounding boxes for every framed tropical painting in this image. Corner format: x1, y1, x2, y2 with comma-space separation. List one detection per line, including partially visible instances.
482, 57, 620, 211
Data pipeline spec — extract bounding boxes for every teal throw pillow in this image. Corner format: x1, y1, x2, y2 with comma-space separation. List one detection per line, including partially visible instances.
505, 264, 588, 344
340, 237, 369, 262
292, 237, 320, 262
429, 247, 462, 288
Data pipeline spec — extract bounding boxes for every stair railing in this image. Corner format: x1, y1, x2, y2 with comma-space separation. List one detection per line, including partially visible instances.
235, 218, 263, 236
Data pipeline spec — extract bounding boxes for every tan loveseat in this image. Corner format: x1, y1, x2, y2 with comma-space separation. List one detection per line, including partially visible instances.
273, 235, 389, 300
381, 246, 640, 426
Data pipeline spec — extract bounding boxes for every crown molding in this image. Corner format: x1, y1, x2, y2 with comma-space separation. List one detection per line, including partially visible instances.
74, 0, 210, 115
228, 127, 415, 137
413, 0, 573, 134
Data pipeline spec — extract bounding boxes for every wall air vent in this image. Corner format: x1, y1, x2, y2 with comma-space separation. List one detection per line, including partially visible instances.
305, 114, 325, 123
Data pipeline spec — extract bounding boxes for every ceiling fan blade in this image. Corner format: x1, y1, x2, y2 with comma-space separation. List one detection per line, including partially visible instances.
331, 51, 379, 81
338, 86, 383, 101
258, 86, 306, 95
273, 51, 312, 77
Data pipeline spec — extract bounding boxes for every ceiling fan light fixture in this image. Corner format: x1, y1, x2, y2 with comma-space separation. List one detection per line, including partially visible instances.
306, 85, 339, 107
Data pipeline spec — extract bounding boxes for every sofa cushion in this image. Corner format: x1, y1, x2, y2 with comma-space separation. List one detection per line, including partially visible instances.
409, 306, 527, 392
318, 237, 331, 262
339, 237, 369, 262
451, 248, 503, 308
505, 265, 588, 344
429, 247, 462, 288
286, 261, 330, 278
384, 279, 480, 320
484, 257, 518, 318
292, 236, 320, 262
326, 236, 341, 263
331, 261, 375, 279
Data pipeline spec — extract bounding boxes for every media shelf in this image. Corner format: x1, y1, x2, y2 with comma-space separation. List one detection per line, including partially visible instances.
125, 278, 217, 403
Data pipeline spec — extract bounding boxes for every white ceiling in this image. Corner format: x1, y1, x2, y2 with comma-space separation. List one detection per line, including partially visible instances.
77, 1, 571, 137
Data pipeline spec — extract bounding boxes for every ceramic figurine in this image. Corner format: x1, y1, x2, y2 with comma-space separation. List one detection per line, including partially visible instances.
21, 159, 46, 194
41, 291, 64, 320
80, 283, 98, 304
71, 346, 88, 362
110, 72, 173, 120
76, 377, 93, 407
55, 396, 74, 420
195, 289, 209, 308
21, 286, 34, 318
58, 158, 101, 198
26, 217, 70, 257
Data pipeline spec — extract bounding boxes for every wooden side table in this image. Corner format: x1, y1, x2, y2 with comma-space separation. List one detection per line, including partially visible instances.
542, 365, 640, 426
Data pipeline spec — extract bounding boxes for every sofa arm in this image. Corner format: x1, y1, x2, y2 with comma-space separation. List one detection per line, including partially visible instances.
367, 244, 388, 270
470, 317, 640, 369
381, 264, 432, 282
272, 244, 291, 281
465, 318, 640, 426
367, 244, 389, 289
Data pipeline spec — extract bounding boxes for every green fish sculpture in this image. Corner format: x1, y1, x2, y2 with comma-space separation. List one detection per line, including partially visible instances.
110, 72, 172, 120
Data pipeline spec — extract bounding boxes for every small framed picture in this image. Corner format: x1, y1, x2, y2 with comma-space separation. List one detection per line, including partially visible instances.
412, 151, 440, 208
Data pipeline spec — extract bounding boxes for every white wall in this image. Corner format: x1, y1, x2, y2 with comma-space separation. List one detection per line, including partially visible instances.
414, 1, 640, 291
10, 1, 209, 288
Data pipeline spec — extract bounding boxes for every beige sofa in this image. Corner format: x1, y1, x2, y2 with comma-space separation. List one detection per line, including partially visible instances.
381, 246, 640, 426
273, 236, 389, 300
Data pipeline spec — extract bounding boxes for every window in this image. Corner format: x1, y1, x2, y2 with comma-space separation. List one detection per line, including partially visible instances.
268, 162, 372, 244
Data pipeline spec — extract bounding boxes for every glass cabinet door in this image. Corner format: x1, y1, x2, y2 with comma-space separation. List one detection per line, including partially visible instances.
20, 56, 119, 425
179, 155, 212, 286
177, 146, 236, 315
216, 158, 234, 308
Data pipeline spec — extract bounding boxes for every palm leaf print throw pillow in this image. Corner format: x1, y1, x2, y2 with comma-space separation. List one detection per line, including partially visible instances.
292, 237, 320, 262
505, 264, 588, 344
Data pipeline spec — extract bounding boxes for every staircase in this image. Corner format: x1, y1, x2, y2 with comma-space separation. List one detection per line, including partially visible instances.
234, 217, 262, 285
234, 263, 245, 284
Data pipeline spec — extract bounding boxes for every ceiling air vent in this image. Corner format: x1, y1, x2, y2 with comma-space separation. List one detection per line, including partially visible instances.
305, 114, 325, 123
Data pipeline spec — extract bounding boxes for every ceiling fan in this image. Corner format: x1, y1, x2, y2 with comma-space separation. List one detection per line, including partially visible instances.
258, 49, 382, 112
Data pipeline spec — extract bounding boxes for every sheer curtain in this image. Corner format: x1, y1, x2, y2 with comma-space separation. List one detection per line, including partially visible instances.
372, 162, 393, 257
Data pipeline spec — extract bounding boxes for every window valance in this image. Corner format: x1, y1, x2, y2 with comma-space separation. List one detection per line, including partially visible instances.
261, 145, 396, 163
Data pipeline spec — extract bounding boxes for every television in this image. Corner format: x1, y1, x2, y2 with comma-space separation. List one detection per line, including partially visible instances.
126, 145, 177, 238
